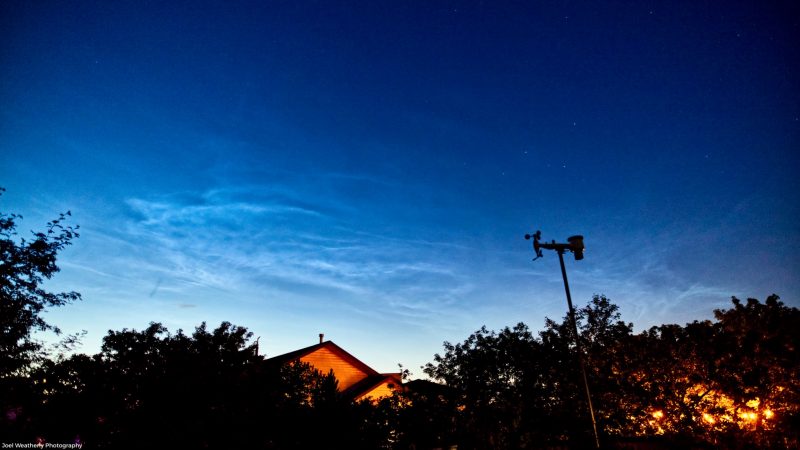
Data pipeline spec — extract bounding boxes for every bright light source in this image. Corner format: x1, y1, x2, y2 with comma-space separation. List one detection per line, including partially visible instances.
741, 411, 758, 421
764, 409, 774, 419
652, 410, 664, 420
702, 413, 716, 424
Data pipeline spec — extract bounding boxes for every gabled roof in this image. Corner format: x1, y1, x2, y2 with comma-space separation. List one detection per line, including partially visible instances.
265, 340, 402, 401
343, 372, 403, 400
265, 340, 380, 378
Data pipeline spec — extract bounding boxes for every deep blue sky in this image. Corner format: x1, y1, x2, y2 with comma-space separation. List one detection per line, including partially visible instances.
2, 1, 798, 373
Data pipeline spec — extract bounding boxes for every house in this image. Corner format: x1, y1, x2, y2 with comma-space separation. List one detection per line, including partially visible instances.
266, 334, 402, 402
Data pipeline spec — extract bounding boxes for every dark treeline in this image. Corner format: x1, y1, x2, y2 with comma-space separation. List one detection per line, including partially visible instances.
419, 295, 799, 449
2, 194, 799, 449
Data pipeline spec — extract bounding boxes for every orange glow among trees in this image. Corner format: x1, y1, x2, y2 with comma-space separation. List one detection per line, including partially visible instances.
740, 411, 758, 422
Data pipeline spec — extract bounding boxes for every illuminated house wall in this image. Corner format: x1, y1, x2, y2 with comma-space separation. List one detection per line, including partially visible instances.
266, 339, 402, 402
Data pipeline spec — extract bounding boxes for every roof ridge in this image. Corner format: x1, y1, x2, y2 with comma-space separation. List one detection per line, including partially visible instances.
265, 340, 381, 377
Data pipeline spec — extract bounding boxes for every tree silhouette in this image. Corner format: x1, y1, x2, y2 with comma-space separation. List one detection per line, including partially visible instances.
1, 188, 81, 441
0, 187, 81, 376
420, 294, 799, 449
619, 295, 800, 448
24, 321, 398, 449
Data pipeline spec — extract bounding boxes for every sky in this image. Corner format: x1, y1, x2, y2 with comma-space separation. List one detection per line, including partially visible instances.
1, 0, 798, 375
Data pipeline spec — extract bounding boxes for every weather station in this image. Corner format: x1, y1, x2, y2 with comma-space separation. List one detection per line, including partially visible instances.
525, 230, 600, 448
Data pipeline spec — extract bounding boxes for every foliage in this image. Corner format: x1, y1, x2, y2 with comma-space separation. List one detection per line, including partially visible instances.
420, 294, 799, 449
622, 295, 800, 449
423, 323, 548, 448
3, 292, 797, 449
5, 321, 397, 449
1, 187, 81, 376
1, 189, 82, 444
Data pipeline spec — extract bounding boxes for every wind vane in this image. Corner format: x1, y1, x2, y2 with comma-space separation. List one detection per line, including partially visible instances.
525, 230, 585, 261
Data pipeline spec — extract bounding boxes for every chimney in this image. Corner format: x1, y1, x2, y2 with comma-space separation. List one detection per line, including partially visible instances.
319, 333, 324, 344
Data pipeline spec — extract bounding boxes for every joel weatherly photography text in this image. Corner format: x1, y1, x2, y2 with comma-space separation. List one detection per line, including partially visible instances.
2, 444, 83, 449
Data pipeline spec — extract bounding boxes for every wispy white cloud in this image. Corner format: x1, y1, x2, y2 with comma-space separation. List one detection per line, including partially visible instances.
562, 228, 738, 330
45, 173, 774, 376
84, 181, 480, 332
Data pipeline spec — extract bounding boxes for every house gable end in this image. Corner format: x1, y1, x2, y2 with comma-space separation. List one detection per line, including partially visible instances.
300, 346, 370, 391
267, 341, 381, 392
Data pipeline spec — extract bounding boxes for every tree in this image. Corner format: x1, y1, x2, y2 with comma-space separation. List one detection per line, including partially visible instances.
89, 321, 265, 448
26, 320, 396, 449
420, 294, 800, 449
1, 188, 81, 442
424, 322, 556, 449
0, 187, 81, 376
710, 295, 800, 448
622, 295, 800, 448
534, 295, 636, 445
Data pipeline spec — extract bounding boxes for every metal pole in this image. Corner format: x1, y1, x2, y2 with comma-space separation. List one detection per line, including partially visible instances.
558, 249, 601, 449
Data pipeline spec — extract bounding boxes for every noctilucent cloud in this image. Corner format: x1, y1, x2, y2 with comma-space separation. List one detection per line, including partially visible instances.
2, 1, 798, 374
